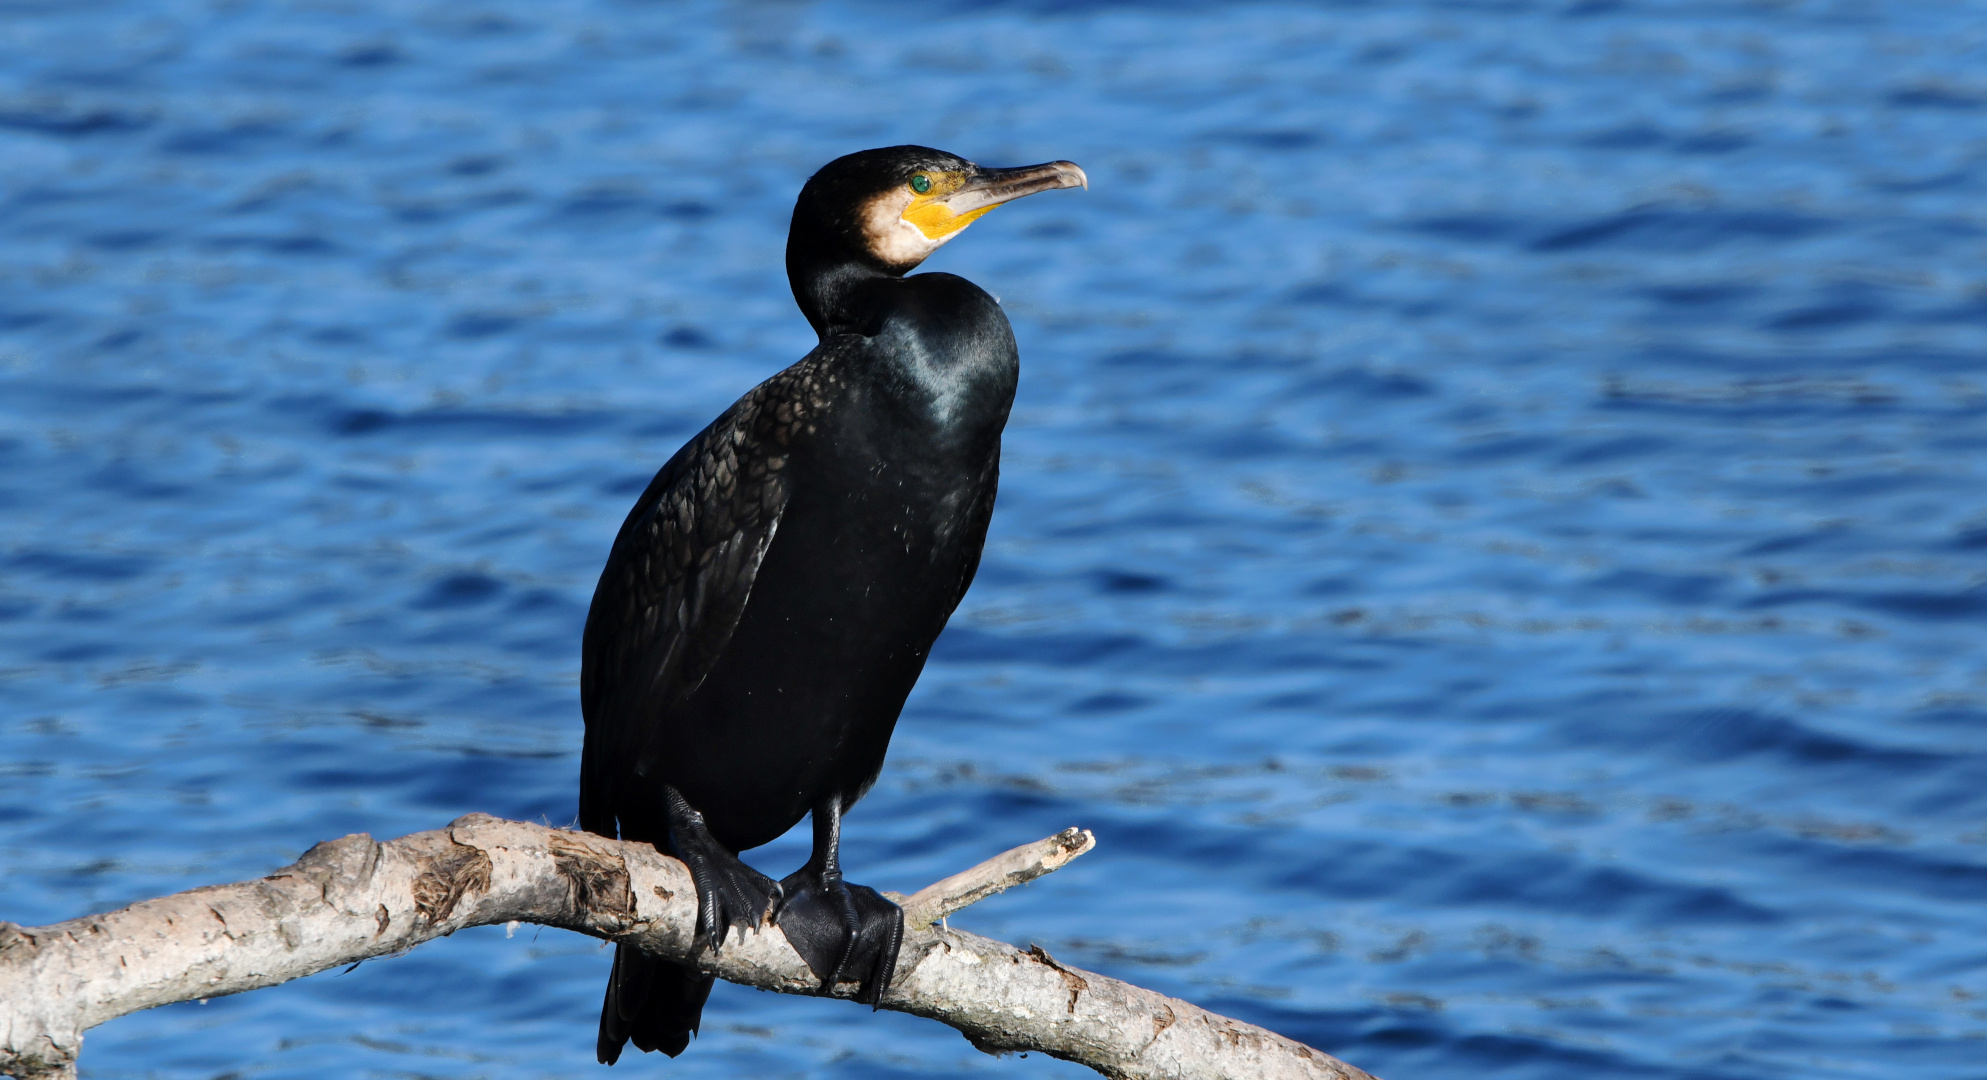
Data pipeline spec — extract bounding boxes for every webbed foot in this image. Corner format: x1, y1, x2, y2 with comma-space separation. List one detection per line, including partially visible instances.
775, 867, 903, 1005
665, 787, 780, 950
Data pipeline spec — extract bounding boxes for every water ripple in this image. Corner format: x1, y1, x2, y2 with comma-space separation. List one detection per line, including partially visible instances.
2, 1, 1985, 1077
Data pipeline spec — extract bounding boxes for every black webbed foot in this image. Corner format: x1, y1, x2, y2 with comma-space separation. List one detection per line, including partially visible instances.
665, 787, 780, 951
775, 867, 903, 1005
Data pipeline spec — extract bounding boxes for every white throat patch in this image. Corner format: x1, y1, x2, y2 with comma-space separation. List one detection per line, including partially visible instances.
860, 188, 950, 270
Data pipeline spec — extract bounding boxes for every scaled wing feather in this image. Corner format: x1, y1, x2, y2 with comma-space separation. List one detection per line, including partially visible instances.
578, 362, 825, 835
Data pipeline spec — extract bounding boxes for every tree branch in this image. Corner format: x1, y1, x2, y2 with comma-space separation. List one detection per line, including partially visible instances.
0, 815, 1377, 1080
896, 826, 1096, 929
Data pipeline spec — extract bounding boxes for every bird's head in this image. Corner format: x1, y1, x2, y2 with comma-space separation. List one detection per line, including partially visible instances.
790, 146, 1088, 278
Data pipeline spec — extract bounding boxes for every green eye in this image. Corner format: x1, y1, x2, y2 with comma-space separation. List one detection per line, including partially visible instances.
909, 174, 932, 195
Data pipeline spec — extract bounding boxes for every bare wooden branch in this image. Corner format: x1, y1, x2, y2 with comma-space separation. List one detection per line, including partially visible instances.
0, 815, 1377, 1080
896, 826, 1097, 929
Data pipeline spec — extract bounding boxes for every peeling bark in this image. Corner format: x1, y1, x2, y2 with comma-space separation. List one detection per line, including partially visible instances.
0, 816, 1377, 1080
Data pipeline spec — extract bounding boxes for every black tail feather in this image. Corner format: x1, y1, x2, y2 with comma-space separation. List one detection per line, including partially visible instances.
597, 944, 714, 1064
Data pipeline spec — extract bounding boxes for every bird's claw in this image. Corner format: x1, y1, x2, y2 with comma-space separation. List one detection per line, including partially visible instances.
676, 832, 779, 951
775, 868, 903, 1005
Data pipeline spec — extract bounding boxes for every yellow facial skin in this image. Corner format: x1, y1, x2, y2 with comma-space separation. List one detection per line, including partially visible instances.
859, 161, 1084, 271
899, 171, 1000, 240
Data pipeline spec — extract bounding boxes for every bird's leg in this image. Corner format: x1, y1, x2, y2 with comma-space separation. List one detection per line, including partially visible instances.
663, 786, 780, 952
775, 797, 904, 1005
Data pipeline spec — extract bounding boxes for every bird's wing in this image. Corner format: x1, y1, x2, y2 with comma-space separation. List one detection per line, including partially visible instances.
940, 451, 1001, 617
578, 357, 834, 836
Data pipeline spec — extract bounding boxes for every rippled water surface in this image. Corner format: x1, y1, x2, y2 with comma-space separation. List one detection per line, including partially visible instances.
4, 1, 1987, 1077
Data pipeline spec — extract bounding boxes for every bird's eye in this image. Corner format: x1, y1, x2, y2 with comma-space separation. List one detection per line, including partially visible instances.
909, 174, 932, 195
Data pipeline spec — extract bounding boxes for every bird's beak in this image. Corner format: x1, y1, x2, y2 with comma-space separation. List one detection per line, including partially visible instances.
902, 161, 1088, 241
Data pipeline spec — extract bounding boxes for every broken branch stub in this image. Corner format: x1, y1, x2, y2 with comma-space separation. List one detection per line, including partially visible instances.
0, 817, 1376, 1080
898, 826, 1097, 929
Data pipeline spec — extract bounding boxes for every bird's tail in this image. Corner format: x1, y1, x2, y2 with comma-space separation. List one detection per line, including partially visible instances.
597, 943, 714, 1064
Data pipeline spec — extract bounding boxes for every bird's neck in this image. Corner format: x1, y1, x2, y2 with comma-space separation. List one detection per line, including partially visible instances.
786, 252, 896, 339
785, 203, 916, 338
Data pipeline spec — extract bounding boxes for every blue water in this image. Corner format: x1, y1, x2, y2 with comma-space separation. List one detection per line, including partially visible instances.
3, 1, 1986, 1077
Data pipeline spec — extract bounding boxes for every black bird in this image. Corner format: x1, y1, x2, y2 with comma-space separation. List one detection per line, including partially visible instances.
579, 146, 1086, 1063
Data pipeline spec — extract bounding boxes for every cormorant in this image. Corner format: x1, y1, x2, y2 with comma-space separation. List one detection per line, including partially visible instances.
579, 146, 1086, 1063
